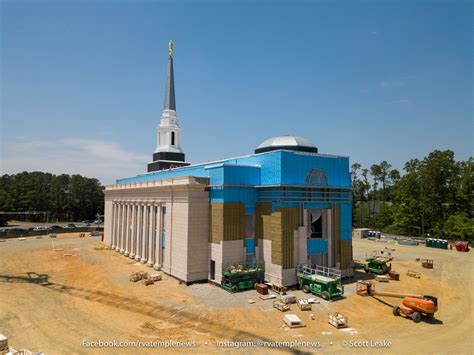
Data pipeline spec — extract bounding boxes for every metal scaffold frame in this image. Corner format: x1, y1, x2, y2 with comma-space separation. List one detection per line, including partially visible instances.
297, 264, 341, 280
222, 260, 265, 274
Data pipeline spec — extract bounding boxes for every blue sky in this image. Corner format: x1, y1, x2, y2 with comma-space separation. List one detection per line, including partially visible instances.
1, 0, 472, 184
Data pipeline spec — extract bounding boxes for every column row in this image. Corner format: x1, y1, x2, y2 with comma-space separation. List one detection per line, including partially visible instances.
110, 201, 163, 269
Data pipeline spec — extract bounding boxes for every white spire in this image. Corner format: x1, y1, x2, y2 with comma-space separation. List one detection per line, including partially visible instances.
155, 41, 183, 154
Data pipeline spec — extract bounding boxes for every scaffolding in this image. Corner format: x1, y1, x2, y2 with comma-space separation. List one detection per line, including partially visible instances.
222, 261, 265, 275
297, 264, 341, 280
366, 250, 393, 262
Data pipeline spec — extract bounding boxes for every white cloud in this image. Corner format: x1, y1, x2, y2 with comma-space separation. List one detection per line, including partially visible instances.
0, 137, 149, 185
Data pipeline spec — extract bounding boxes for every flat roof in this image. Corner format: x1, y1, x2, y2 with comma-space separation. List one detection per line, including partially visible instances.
117, 149, 349, 184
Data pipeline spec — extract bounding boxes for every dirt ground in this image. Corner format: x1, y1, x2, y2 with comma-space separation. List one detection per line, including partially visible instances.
0, 234, 472, 354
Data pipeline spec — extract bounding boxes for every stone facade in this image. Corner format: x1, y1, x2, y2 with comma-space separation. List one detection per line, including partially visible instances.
104, 176, 209, 283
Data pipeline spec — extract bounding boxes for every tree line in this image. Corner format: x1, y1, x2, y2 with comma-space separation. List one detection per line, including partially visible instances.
0, 172, 104, 225
351, 150, 473, 240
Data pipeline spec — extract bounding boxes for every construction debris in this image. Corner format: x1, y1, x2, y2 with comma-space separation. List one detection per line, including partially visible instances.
149, 273, 162, 282
18, 237, 26, 241
328, 312, 348, 329
49, 234, 57, 238
406, 270, 421, 279
259, 294, 277, 301
309, 313, 315, 320
247, 300, 256, 304
143, 278, 154, 286
376, 275, 390, 283
297, 299, 312, 311
281, 294, 297, 304
421, 259, 434, 269
307, 298, 320, 304
94, 243, 111, 250
129, 271, 148, 282
284, 314, 305, 328
273, 300, 290, 312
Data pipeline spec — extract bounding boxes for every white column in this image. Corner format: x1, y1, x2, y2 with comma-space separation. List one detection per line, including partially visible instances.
147, 204, 155, 267
154, 204, 162, 270
110, 203, 116, 249
124, 203, 130, 256
135, 204, 142, 261
119, 203, 125, 254
127, 203, 133, 256
129, 203, 136, 259
114, 202, 120, 249
112, 201, 118, 249
141, 204, 149, 264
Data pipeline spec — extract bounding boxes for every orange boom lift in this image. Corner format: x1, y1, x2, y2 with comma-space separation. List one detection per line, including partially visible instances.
356, 281, 438, 323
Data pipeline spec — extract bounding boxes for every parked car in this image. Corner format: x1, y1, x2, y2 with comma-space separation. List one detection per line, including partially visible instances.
10, 228, 26, 233
49, 225, 63, 230
65, 223, 76, 229
93, 219, 103, 225
33, 226, 49, 232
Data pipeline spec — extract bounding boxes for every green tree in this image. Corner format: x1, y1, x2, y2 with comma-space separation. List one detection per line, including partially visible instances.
370, 164, 382, 223
0, 172, 104, 222
444, 212, 473, 239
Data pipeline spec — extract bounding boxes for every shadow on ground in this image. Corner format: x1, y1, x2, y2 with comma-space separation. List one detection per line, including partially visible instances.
344, 270, 375, 284
1, 272, 311, 354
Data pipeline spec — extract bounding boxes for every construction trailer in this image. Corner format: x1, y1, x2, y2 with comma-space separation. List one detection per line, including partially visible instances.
296, 264, 344, 300
220, 261, 265, 293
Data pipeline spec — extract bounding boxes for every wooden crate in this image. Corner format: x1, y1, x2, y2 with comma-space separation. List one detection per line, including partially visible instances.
255, 283, 268, 295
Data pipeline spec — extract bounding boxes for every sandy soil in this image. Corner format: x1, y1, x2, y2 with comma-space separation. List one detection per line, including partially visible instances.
0, 234, 472, 354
